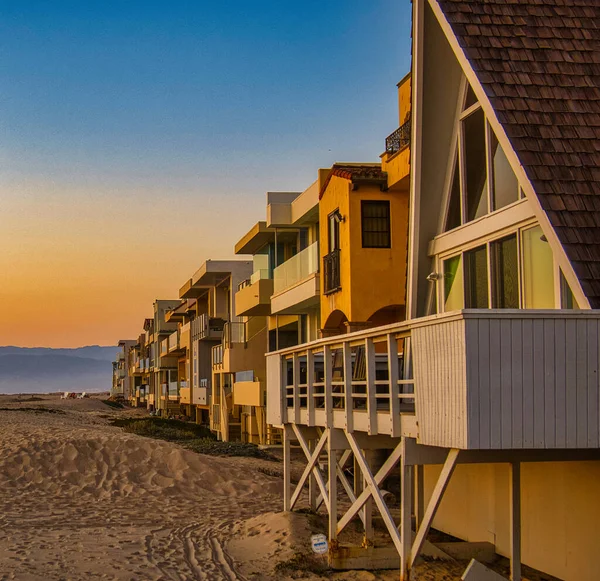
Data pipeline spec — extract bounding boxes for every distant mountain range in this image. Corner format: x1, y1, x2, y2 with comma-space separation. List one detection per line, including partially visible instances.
0, 346, 116, 394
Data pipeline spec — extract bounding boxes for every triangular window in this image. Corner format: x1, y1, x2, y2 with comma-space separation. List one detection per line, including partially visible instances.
464, 83, 477, 110
445, 152, 461, 231
490, 130, 519, 210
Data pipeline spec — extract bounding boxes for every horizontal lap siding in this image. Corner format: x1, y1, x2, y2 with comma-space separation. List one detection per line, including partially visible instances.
465, 317, 600, 449
413, 319, 467, 448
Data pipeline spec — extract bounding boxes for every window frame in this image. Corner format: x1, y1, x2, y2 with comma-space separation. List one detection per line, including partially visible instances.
361, 200, 391, 249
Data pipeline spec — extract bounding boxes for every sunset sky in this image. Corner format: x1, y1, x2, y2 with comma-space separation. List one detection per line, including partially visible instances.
0, 1, 411, 348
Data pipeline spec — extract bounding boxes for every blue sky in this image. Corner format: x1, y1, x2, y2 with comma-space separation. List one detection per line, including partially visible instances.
0, 0, 412, 346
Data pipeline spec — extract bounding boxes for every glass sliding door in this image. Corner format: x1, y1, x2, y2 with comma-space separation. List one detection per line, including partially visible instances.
522, 225, 555, 308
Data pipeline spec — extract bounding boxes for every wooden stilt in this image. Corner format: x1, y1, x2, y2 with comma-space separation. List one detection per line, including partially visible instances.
283, 426, 291, 511
414, 464, 425, 528
363, 449, 374, 545
510, 462, 521, 581
308, 439, 318, 511
328, 429, 338, 543
400, 444, 412, 581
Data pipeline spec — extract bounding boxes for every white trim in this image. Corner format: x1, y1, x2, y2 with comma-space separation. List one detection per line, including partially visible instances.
429, 198, 535, 257
406, 0, 426, 320
459, 101, 482, 121
426, 0, 591, 309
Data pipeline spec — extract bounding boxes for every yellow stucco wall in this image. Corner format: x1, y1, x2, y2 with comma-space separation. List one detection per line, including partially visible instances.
398, 74, 412, 125
319, 175, 409, 328
425, 461, 600, 581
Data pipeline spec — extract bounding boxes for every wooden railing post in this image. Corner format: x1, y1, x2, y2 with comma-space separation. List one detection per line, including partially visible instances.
388, 334, 400, 437
324, 345, 333, 426
365, 338, 377, 435
307, 350, 315, 426
293, 352, 301, 424
343, 342, 353, 433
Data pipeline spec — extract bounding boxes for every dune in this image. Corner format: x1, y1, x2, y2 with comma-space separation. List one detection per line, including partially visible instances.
0, 396, 469, 581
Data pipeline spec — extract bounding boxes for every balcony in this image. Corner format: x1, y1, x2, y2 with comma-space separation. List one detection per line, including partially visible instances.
160, 339, 169, 356
168, 381, 178, 400
271, 242, 320, 315
212, 344, 224, 369
180, 383, 190, 404
323, 249, 341, 295
193, 380, 209, 406
191, 313, 224, 341
235, 270, 274, 317
168, 331, 179, 353
267, 309, 600, 450
381, 118, 410, 191
233, 380, 264, 407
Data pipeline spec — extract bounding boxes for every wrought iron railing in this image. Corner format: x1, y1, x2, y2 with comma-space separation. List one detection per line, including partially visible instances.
385, 118, 411, 155
323, 249, 341, 295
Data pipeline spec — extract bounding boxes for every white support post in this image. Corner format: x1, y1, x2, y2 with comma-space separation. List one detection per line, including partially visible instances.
293, 352, 301, 424
307, 350, 315, 427
363, 449, 374, 545
324, 345, 333, 426
510, 462, 522, 581
409, 449, 459, 568
400, 442, 413, 581
327, 429, 338, 544
308, 438, 318, 511
283, 426, 291, 512
414, 464, 425, 528
342, 342, 353, 433
387, 335, 401, 436
365, 338, 377, 435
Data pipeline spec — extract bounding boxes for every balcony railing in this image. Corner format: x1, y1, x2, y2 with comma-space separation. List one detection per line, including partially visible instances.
385, 118, 411, 155
224, 321, 246, 348
168, 381, 178, 397
251, 268, 271, 285
212, 344, 224, 367
323, 249, 341, 295
273, 241, 319, 294
192, 313, 224, 341
160, 339, 168, 356
168, 330, 179, 352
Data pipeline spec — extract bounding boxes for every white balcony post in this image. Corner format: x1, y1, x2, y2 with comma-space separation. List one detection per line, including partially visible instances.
365, 338, 377, 435
388, 334, 401, 436
343, 342, 353, 433
324, 345, 333, 426
293, 352, 301, 424
307, 350, 315, 426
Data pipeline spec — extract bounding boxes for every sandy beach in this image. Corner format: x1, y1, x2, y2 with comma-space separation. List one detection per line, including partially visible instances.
0, 394, 494, 581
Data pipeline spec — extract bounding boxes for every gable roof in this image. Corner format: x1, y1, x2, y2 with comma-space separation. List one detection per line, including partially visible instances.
319, 163, 387, 199
435, 0, 600, 306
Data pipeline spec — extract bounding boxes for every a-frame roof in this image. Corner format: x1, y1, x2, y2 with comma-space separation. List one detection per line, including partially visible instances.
435, 0, 600, 306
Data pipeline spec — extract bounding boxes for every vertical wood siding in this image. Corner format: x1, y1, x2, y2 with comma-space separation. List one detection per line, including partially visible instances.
464, 316, 600, 449
413, 319, 468, 448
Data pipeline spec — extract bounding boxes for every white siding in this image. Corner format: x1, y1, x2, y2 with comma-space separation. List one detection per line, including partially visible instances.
413, 318, 468, 448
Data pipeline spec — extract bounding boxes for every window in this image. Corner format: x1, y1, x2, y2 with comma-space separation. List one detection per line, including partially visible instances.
490, 132, 519, 210
464, 245, 489, 308
491, 234, 519, 308
560, 270, 579, 309
522, 225, 555, 308
444, 255, 463, 311
463, 108, 488, 222
439, 224, 558, 313
328, 210, 340, 253
443, 83, 521, 233
361, 200, 391, 248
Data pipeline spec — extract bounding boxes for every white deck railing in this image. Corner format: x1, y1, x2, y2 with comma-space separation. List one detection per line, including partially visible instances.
267, 310, 600, 450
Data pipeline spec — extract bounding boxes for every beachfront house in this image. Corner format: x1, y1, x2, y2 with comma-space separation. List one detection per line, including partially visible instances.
267, 1, 600, 579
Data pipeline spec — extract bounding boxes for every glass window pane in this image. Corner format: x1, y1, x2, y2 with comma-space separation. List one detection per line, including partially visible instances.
464, 245, 489, 308
464, 83, 477, 110
490, 130, 519, 210
522, 226, 555, 308
491, 234, 519, 308
444, 255, 464, 311
463, 108, 488, 222
560, 270, 579, 309
445, 152, 462, 231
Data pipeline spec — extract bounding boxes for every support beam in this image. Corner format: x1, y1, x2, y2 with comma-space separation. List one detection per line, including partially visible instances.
414, 464, 425, 528
289, 429, 328, 510
400, 444, 412, 581
328, 429, 338, 542
346, 432, 403, 555
510, 462, 521, 581
337, 439, 404, 535
409, 448, 459, 568
283, 426, 291, 511
292, 424, 330, 513
308, 439, 318, 511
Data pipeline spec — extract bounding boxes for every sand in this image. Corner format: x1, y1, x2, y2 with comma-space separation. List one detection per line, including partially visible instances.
0, 394, 474, 581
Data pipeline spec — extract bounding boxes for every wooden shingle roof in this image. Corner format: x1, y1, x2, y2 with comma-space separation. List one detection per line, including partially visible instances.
436, 0, 600, 306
